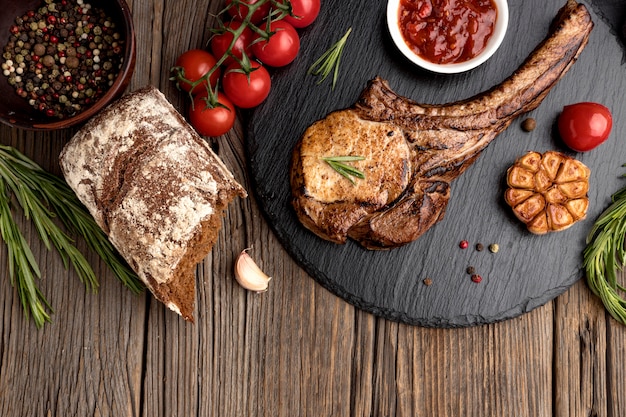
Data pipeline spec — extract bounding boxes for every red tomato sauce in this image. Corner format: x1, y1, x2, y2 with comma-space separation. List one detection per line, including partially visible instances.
398, 0, 497, 64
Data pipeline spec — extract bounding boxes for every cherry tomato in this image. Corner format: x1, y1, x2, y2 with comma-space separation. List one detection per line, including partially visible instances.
210, 20, 255, 67
558, 102, 613, 152
223, 61, 272, 109
226, 0, 271, 24
281, 0, 321, 28
173, 49, 220, 95
251, 20, 300, 67
188, 93, 236, 137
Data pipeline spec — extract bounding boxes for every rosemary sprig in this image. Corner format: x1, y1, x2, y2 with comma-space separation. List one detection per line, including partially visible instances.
0, 176, 51, 326
321, 155, 365, 185
0, 145, 143, 327
308, 27, 352, 90
584, 165, 626, 325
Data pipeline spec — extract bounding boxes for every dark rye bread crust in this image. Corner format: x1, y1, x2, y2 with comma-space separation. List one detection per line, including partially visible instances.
59, 85, 247, 321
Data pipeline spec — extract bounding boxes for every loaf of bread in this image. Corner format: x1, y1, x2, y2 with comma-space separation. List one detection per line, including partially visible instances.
59, 85, 247, 321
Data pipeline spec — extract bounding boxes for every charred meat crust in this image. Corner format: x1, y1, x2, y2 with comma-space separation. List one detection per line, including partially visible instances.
291, 0, 593, 250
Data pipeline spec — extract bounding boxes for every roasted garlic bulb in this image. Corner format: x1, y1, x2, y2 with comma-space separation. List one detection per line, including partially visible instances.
505, 151, 590, 234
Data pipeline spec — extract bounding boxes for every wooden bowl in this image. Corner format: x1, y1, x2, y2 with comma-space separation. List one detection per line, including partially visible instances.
0, 0, 136, 130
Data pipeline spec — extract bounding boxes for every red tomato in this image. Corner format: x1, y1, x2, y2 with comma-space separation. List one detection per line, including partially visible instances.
173, 49, 220, 94
226, 0, 271, 24
558, 102, 613, 152
210, 20, 255, 67
251, 20, 300, 67
282, 0, 320, 28
188, 93, 236, 137
223, 61, 271, 108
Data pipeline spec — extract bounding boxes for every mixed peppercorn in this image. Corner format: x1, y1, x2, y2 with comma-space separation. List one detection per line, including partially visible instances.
459, 239, 499, 284
1, 0, 125, 119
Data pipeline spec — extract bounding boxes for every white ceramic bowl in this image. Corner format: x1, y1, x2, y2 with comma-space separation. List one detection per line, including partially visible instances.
387, 0, 509, 74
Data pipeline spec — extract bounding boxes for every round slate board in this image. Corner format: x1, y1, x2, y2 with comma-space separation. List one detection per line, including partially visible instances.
246, 0, 626, 327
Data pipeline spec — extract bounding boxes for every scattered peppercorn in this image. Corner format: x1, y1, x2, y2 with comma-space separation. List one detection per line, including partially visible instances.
466, 266, 476, 275
1, 0, 125, 119
459, 240, 469, 249
471, 274, 483, 283
475, 243, 484, 251
489, 243, 499, 253
423, 278, 433, 286
521, 117, 536, 132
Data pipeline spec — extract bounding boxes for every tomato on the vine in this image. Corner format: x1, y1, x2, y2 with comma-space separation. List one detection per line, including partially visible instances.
251, 20, 300, 67
226, 0, 271, 24
188, 93, 236, 137
223, 61, 271, 108
558, 102, 613, 152
173, 49, 220, 94
282, 0, 320, 28
210, 20, 255, 67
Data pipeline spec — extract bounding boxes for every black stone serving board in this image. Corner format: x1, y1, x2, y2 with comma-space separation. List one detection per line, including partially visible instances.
246, 0, 626, 327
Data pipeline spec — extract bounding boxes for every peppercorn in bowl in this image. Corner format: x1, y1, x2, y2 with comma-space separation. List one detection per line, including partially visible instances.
0, 0, 135, 130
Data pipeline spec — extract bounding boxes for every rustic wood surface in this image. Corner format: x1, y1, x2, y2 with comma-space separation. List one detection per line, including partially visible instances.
1, 0, 625, 416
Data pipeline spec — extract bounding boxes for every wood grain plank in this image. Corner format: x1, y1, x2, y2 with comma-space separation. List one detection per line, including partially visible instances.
0, 128, 146, 417
127, 0, 161, 89
554, 280, 608, 417
608, 316, 626, 417
1, 1, 625, 417
386, 305, 552, 417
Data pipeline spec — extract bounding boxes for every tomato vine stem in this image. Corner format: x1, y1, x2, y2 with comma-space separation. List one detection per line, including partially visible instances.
170, 0, 294, 109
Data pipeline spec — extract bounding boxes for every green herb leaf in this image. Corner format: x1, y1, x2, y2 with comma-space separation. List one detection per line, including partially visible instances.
308, 27, 352, 90
321, 155, 365, 185
0, 176, 51, 327
584, 165, 626, 325
0, 145, 143, 327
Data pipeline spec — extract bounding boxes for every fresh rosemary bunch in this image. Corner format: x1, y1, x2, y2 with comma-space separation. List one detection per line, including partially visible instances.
0, 145, 143, 328
584, 167, 626, 325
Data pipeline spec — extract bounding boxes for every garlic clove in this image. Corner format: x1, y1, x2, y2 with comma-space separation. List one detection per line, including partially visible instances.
234, 248, 272, 292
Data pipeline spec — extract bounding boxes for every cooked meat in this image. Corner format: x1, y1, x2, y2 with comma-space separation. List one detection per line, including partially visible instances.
290, 0, 593, 249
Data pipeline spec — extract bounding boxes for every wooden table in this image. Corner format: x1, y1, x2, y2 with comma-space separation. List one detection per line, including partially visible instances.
1, 1, 625, 415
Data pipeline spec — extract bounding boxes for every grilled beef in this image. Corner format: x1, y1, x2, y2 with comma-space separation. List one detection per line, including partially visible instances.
290, 0, 593, 249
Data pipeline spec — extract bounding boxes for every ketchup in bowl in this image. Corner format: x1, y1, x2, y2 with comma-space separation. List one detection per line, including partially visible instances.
398, 0, 498, 65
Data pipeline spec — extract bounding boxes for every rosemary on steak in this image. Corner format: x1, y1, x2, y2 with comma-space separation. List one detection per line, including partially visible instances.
0, 145, 142, 327
308, 27, 352, 90
584, 166, 626, 325
322, 155, 365, 185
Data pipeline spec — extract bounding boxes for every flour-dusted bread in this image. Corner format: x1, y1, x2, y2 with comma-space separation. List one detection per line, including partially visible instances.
59, 85, 247, 321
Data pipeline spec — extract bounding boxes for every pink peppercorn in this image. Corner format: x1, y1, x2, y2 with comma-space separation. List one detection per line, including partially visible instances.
471, 274, 482, 283
459, 240, 469, 249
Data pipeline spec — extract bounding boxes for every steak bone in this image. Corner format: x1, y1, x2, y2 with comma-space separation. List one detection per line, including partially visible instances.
291, 0, 593, 250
